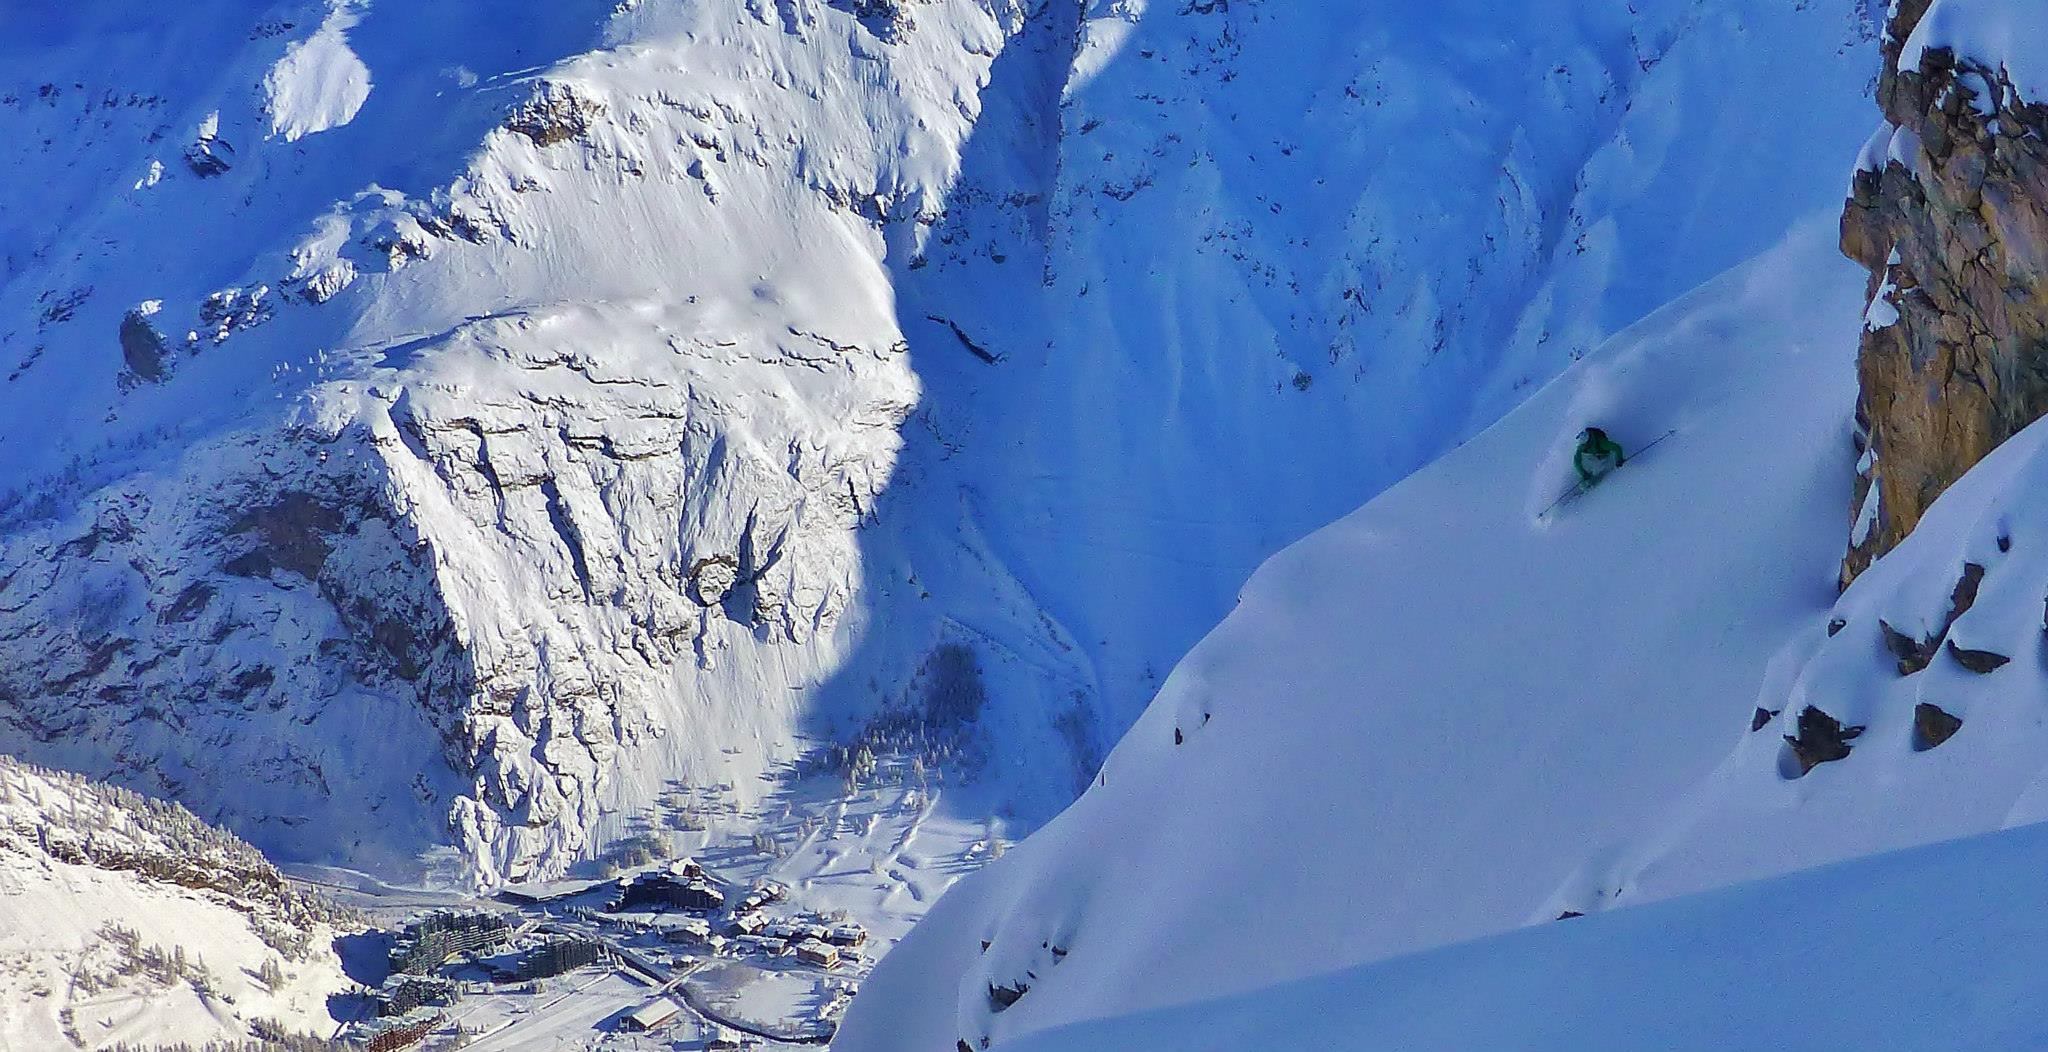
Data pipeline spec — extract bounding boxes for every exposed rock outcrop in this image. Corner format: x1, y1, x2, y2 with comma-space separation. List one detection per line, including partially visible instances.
1876, 561, 1984, 674
1914, 701, 1963, 749
117, 305, 170, 383
1841, 0, 2048, 585
987, 981, 1026, 1011
504, 81, 605, 148
1784, 705, 1864, 776
832, 0, 917, 43
1947, 639, 2010, 673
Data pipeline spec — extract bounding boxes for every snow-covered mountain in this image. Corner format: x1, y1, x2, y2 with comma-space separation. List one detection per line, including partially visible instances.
0, 755, 353, 1050
0, 0, 985, 886
0, 0, 1889, 894
839, 2, 2048, 1048
25, 0, 2048, 1047
838, 218, 1873, 1051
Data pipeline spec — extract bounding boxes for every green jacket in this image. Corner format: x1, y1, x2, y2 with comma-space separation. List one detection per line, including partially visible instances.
1575, 431, 1626, 484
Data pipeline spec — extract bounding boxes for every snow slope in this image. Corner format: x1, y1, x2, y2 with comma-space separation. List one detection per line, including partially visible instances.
999, 818, 2048, 1052
0, 0, 1888, 893
887, 0, 1894, 764
0, 755, 352, 1050
1579, 378, 2048, 911
837, 220, 1871, 1050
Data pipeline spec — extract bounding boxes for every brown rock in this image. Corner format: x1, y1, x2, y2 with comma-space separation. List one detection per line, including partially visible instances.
1880, 618, 1939, 675
230, 492, 343, 582
505, 83, 605, 148
989, 982, 1027, 1011
1878, 564, 1985, 674
1947, 640, 2010, 673
1784, 706, 1865, 776
1839, 8, 2048, 588
1914, 702, 1963, 749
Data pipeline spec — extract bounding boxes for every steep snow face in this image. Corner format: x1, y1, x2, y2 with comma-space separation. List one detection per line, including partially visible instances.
1582, 402, 2048, 911
1572, 0, 2048, 911
0, 0, 1885, 889
836, 223, 1870, 1051
0, 756, 352, 1050
999, 819, 2048, 1052
887, 0, 1891, 758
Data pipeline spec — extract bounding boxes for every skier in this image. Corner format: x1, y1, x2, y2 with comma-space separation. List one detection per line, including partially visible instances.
1574, 426, 1626, 487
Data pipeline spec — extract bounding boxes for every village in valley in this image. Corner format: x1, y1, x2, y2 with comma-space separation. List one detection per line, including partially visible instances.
341, 858, 864, 1051
313, 743, 1010, 1052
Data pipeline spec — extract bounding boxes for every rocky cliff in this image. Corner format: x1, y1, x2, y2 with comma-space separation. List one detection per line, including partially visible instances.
1841, 0, 2048, 585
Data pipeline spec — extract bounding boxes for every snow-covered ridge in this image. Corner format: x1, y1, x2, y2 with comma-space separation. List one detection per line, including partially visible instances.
0, 754, 353, 1049
0, 754, 350, 939
999, 818, 2048, 1052
1899, 0, 2048, 102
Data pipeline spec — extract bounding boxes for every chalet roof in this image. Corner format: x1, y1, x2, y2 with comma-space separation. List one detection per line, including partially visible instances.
625, 996, 682, 1029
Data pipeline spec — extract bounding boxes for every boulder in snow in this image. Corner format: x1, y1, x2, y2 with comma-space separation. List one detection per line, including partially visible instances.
1913, 702, 1963, 750
1946, 640, 2010, 673
1784, 706, 1864, 776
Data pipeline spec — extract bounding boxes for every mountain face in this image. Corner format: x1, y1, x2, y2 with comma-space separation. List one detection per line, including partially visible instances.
1841, 0, 2048, 585
0, 755, 352, 1049
0, 0, 1887, 890
0, 0, 1013, 884
22, 2, 2048, 1050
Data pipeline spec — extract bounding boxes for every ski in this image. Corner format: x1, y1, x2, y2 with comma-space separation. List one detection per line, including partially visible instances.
1537, 428, 1679, 522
